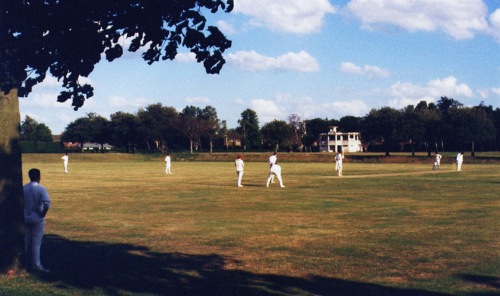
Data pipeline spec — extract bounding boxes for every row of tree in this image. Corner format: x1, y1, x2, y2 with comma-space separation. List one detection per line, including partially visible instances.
22, 97, 500, 156
58, 104, 221, 154
361, 97, 499, 156
230, 97, 500, 156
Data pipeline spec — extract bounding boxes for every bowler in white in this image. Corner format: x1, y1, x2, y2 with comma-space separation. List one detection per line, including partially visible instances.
267, 163, 285, 188
268, 152, 277, 183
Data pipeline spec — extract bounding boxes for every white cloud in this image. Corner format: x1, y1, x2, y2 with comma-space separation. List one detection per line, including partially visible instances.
344, 0, 489, 40
319, 100, 370, 117
388, 97, 435, 109
364, 65, 391, 79
234, 98, 245, 105
108, 96, 155, 108
21, 112, 49, 124
249, 99, 287, 123
21, 92, 71, 108
175, 52, 197, 62
340, 62, 390, 78
427, 76, 474, 97
246, 94, 370, 125
489, 9, 500, 42
185, 96, 211, 104
233, 0, 337, 34
340, 62, 363, 74
476, 89, 489, 99
492, 87, 500, 96
387, 76, 474, 108
217, 20, 237, 35
226, 50, 320, 73
35, 75, 62, 88
295, 98, 370, 120
56, 113, 78, 125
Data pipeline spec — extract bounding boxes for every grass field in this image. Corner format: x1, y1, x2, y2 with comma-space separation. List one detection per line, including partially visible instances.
1, 153, 499, 296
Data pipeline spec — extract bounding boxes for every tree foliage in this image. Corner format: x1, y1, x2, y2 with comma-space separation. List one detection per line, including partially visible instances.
199, 106, 221, 154
61, 115, 93, 152
177, 106, 203, 154
338, 116, 361, 133
1, 0, 233, 109
441, 107, 495, 156
260, 120, 293, 152
21, 115, 53, 142
361, 107, 402, 156
137, 104, 178, 152
301, 118, 333, 152
0, 0, 233, 273
109, 112, 139, 153
287, 114, 304, 151
237, 109, 260, 150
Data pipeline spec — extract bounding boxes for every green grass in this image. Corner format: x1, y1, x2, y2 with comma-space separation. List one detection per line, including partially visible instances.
1, 153, 499, 295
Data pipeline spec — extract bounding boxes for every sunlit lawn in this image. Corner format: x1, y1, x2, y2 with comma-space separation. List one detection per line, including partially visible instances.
1, 153, 499, 296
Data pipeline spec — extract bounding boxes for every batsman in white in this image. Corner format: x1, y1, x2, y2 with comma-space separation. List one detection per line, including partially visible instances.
334, 152, 344, 176
433, 152, 442, 171
267, 162, 285, 188
456, 151, 464, 171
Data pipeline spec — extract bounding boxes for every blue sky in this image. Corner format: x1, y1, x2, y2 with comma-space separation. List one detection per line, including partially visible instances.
21, 0, 500, 134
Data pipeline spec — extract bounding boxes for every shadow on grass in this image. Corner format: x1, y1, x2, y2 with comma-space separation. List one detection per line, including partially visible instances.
455, 274, 500, 290
38, 234, 458, 296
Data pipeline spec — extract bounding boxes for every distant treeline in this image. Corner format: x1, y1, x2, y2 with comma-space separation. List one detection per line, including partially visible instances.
21, 97, 500, 156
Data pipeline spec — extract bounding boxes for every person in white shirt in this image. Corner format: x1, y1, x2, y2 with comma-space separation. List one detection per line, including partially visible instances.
267, 162, 285, 188
235, 154, 244, 187
268, 152, 277, 183
165, 153, 172, 174
433, 152, 442, 171
24, 168, 51, 273
456, 151, 464, 171
61, 153, 69, 173
335, 152, 344, 176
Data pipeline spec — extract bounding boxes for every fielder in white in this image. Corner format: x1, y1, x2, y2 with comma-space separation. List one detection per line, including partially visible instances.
334, 152, 344, 176
165, 153, 172, 174
433, 152, 442, 171
456, 151, 464, 171
268, 152, 277, 183
267, 163, 285, 188
61, 153, 69, 173
235, 154, 244, 187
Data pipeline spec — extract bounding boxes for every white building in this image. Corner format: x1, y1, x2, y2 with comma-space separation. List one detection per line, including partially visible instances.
319, 126, 362, 153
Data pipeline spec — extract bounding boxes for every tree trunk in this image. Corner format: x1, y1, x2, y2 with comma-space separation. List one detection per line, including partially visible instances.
0, 89, 25, 274
209, 139, 213, 154
471, 141, 475, 157
190, 139, 193, 154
